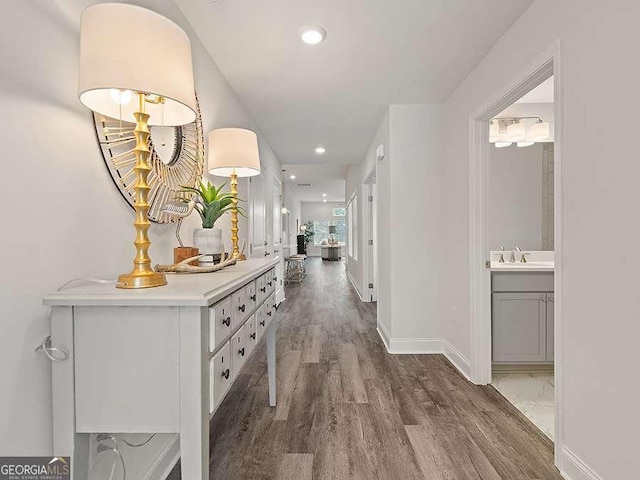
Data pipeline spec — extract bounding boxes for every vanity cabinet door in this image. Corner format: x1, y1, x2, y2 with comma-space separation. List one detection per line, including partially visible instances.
546, 294, 554, 362
492, 293, 547, 363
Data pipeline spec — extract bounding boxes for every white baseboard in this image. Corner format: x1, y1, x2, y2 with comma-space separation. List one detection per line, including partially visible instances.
443, 340, 471, 380
376, 321, 392, 351
560, 446, 602, 480
346, 268, 365, 302
374, 329, 471, 381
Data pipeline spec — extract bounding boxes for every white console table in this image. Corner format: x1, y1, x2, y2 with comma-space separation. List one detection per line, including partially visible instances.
43, 258, 280, 480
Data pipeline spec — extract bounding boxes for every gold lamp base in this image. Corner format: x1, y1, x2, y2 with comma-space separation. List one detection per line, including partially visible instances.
117, 271, 167, 289
229, 172, 246, 261
116, 92, 167, 289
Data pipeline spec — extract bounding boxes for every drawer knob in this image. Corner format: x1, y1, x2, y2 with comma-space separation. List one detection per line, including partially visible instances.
250, 294, 257, 301
268, 281, 272, 287
274, 276, 278, 281
260, 287, 266, 293
223, 316, 231, 327
259, 320, 265, 327
221, 369, 230, 380
238, 347, 245, 357
267, 311, 272, 317
250, 333, 256, 340
239, 304, 246, 313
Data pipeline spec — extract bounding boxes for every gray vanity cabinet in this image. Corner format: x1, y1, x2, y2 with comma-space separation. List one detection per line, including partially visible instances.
492, 272, 554, 363
492, 293, 547, 362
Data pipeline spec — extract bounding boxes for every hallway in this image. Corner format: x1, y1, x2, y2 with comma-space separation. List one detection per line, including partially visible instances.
175, 258, 561, 479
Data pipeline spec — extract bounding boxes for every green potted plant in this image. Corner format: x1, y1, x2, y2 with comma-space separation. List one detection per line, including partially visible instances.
303, 220, 315, 252
180, 181, 242, 265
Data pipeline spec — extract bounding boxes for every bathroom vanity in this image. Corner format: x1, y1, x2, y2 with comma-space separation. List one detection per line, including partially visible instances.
43, 258, 280, 480
489, 251, 554, 364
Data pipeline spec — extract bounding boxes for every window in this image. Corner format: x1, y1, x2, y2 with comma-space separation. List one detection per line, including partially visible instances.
347, 195, 358, 259
333, 207, 346, 217
313, 219, 346, 245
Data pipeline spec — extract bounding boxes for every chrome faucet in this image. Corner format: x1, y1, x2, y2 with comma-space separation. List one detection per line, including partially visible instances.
510, 246, 520, 263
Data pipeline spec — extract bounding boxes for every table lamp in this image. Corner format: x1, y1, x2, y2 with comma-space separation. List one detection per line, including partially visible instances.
208, 128, 261, 260
78, 3, 197, 288
329, 225, 337, 245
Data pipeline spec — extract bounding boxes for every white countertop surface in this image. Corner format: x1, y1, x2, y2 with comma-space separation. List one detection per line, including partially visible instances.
489, 262, 554, 272
43, 257, 280, 307
488, 250, 554, 272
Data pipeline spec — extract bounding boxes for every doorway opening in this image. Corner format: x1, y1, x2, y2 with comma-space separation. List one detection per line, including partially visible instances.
469, 42, 563, 462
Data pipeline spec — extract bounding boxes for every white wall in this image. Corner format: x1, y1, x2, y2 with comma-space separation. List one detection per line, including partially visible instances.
439, 1, 640, 477
0, 0, 281, 461
301, 201, 345, 257
489, 143, 543, 251
347, 106, 443, 344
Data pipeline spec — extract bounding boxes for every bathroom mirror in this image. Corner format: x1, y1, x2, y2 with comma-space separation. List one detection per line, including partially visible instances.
488, 142, 554, 251
92, 95, 204, 223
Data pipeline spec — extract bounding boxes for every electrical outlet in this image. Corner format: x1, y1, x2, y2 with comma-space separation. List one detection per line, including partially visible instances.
450, 305, 458, 323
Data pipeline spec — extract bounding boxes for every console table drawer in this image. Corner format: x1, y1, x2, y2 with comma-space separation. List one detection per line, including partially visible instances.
210, 341, 232, 414
209, 297, 232, 352
231, 287, 249, 330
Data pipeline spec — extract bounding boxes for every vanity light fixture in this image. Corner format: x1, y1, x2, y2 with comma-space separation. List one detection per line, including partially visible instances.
490, 116, 550, 147
489, 121, 500, 143
506, 121, 526, 141
315, 146, 326, 154
300, 26, 327, 45
530, 120, 550, 141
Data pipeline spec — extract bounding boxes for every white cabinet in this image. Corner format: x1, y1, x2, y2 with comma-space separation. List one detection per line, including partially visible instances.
44, 259, 279, 480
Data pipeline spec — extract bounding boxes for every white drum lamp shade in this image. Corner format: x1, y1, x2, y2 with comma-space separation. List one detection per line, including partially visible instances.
208, 128, 261, 177
78, 3, 197, 126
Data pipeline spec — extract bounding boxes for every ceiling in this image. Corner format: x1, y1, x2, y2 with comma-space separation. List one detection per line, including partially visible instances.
176, 0, 533, 166
283, 164, 348, 203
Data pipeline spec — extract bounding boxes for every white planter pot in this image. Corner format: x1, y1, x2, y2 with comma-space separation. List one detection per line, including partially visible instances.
193, 228, 222, 266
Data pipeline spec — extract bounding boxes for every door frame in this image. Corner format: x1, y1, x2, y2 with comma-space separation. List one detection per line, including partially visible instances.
468, 40, 564, 463
363, 166, 377, 302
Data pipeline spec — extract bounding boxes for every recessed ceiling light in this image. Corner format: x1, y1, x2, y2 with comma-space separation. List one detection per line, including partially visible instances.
322, 193, 327, 197
290, 174, 296, 180
300, 26, 326, 45
323, 199, 327, 203
315, 147, 326, 154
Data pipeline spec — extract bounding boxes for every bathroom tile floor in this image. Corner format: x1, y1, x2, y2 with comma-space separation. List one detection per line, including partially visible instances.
492, 372, 555, 440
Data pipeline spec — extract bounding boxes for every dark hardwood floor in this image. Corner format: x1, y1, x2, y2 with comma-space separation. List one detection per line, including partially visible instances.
170, 258, 561, 479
